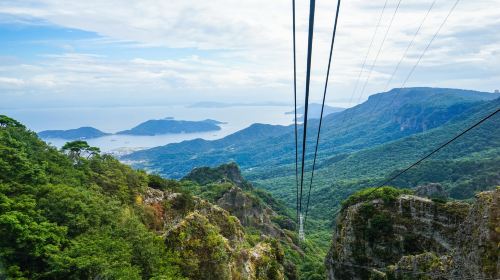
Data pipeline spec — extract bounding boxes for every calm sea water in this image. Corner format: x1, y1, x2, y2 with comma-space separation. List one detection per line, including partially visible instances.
2, 105, 293, 153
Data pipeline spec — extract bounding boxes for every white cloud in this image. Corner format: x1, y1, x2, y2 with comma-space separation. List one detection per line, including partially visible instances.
0, 0, 499, 107
0, 77, 25, 88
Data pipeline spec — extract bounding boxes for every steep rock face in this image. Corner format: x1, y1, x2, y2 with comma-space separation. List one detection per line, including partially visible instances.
414, 183, 448, 200
325, 188, 499, 280
183, 163, 297, 245
216, 186, 299, 252
141, 187, 286, 280
183, 162, 251, 189
218, 187, 274, 231
450, 189, 499, 278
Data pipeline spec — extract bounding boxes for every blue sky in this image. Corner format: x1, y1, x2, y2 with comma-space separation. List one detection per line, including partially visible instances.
0, 0, 499, 109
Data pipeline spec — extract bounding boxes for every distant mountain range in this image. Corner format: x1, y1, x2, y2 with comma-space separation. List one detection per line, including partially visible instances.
123, 87, 500, 223
38, 118, 224, 139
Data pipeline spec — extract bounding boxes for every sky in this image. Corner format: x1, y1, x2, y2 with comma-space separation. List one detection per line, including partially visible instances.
0, 0, 499, 109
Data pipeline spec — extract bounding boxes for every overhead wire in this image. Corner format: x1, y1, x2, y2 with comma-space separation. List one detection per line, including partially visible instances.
385, 0, 461, 109
338, 0, 389, 130
298, 0, 316, 238
368, 0, 437, 116
291, 0, 300, 227
374, 107, 498, 190
338, 0, 458, 140
340, 0, 403, 130
330, 106, 499, 219
356, 0, 403, 104
304, 0, 342, 225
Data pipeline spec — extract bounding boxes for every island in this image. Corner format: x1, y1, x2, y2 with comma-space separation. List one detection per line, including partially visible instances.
116, 118, 224, 136
38, 127, 111, 140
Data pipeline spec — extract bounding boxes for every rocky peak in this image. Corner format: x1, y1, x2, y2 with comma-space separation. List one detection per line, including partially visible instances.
325, 187, 498, 279
140, 187, 287, 279
183, 162, 252, 189
216, 186, 296, 247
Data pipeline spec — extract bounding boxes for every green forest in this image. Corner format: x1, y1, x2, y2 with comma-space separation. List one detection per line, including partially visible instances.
0, 115, 328, 279
1, 90, 498, 280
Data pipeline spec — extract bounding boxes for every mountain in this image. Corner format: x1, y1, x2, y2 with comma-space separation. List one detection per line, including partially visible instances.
325, 186, 499, 279
255, 96, 500, 224
123, 87, 500, 225
179, 163, 327, 279
2, 85, 498, 280
285, 103, 345, 120
0, 115, 304, 279
124, 87, 498, 177
38, 126, 110, 139
124, 123, 291, 177
117, 118, 224, 135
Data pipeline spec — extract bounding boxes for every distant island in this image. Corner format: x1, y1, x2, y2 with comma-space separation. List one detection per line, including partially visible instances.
285, 103, 344, 121
116, 118, 224, 136
38, 127, 110, 140
38, 118, 226, 139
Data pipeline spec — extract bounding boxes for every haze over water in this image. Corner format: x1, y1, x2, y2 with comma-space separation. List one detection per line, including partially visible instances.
2, 105, 294, 152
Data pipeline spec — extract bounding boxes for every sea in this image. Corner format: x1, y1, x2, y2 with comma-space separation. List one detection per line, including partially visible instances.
2, 105, 294, 154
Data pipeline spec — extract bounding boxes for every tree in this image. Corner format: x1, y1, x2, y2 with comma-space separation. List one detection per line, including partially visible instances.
61, 141, 100, 163
0, 115, 25, 128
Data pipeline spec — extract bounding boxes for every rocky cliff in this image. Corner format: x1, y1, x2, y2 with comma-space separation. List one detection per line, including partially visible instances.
183, 163, 298, 245
183, 162, 252, 189
325, 187, 499, 279
141, 187, 286, 280
179, 163, 302, 279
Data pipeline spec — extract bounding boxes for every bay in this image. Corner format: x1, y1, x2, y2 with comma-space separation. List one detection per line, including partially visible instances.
2, 105, 293, 153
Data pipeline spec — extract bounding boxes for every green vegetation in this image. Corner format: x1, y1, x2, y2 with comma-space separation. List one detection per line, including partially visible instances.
0, 117, 184, 279
124, 89, 499, 234
117, 118, 222, 135
1, 115, 324, 279
254, 96, 500, 230
183, 162, 253, 189
177, 163, 330, 279
2, 87, 498, 279
341, 187, 412, 210
165, 213, 231, 279
38, 126, 110, 140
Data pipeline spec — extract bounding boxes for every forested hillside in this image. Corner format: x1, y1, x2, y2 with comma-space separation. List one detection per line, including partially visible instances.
1, 88, 498, 279
0, 116, 325, 279
255, 97, 500, 225
125, 88, 498, 178
123, 88, 500, 227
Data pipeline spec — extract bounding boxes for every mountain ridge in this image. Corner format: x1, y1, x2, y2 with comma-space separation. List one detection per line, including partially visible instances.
0, 115, 307, 279
124, 87, 498, 177
122, 87, 500, 226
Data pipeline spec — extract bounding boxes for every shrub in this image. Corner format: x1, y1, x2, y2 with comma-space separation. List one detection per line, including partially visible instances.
341, 186, 412, 210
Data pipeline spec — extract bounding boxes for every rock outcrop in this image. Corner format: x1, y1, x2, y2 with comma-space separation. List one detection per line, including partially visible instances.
414, 183, 448, 200
183, 163, 298, 247
183, 162, 252, 189
325, 187, 499, 280
141, 187, 286, 280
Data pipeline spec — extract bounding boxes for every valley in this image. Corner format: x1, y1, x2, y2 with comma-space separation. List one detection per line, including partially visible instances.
124, 88, 500, 224
1, 87, 498, 280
